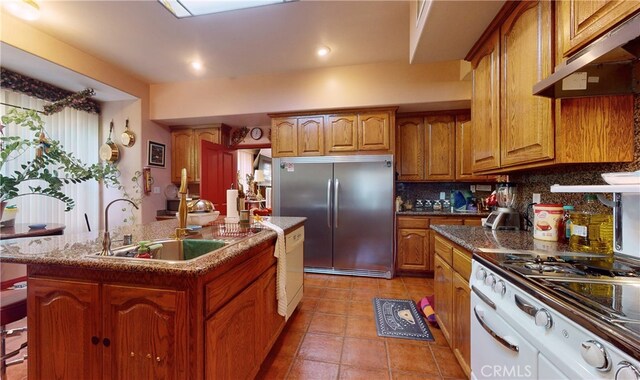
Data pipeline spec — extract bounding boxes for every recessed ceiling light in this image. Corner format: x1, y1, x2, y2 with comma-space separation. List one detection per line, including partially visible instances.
317, 46, 331, 57
159, 0, 294, 18
191, 60, 204, 71
4, 0, 40, 21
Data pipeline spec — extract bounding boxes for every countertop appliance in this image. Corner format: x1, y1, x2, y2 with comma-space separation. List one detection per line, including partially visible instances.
484, 182, 520, 230
470, 251, 640, 379
273, 155, 394, 278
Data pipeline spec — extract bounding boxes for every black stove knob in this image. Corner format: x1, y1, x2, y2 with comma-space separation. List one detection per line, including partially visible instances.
616, 361, 640, 380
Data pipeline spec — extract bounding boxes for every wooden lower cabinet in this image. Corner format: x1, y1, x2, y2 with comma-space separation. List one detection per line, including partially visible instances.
434, 233, 472, 378
28, 278, 187, 380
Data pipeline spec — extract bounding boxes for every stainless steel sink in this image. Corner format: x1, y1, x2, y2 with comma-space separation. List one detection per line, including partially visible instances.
89, 238, 227, 262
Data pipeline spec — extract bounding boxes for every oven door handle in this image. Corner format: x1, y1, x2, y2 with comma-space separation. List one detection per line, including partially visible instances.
471, 285, 496, 310
514, 294, 537, 317
474, 306, 520, 353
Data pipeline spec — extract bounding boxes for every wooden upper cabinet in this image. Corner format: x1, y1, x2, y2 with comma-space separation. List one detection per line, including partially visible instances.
396, 117, 425, 181
456, 115, 494, 181
194, 128, 221, 182
358, 112, 390, 151
171, 130, 194, 183
28, 278, 101, 380
500, 0, 554, 167
425, 114, 455, 181
271, 117, 298, 157
557, 0, 640, 58
102, 285, 188, 380
471, 29, 501, 172
297, 117, 324, 156
326, 114, 358, 153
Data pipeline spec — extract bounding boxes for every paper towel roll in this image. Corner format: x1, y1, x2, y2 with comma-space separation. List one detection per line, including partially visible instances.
265, 187, 272, 209
226, 190, 239, 218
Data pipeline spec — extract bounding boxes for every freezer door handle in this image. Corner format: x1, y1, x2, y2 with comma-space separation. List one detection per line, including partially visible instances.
327, 179, 332, 228
334, 178, 340, 228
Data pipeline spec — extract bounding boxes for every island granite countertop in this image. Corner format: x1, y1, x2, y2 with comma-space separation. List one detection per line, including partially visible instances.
0, 216, 305, 276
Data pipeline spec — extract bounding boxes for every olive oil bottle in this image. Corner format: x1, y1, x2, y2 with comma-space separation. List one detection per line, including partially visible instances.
569, 194, 613, 254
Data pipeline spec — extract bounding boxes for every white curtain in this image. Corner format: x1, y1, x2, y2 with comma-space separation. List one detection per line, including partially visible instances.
237, 150, 254, 193
1, 89, 100, 234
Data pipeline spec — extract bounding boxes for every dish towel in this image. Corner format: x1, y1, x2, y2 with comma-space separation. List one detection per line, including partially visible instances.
260, 220, 289, 320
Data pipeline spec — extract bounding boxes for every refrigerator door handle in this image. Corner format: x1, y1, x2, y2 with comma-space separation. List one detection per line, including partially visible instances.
334, 178, 340, 228
327, 179, 332, 228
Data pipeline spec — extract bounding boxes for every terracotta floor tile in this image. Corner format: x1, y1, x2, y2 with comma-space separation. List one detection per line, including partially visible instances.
316, 298, 349, 315
345, 315, 378, 339
348, 300, 375, 317
288, 359, 340, 380
308, 312, 348, 336
267, 330, 305, 359
350, 288, 378, 302
323, 288, 351, 301
326, 275, 354, 289
300, 296, 320, 312
306, 285, 326, 298
391, 371, 442, 380
430, 345, 466, 379
350, 277, 379, 290
256, 352, 294, 380
378, 279, 407, 292
286, 308, 315, 333
400, 276, 430, 286
341, 337, 388, 370
427, 327, 450, 347
377, 289, 410, 299
306, 275, 330, 287
387, 341, 439, 375
339, 366, 391, 380
404, 284, 434, 297
297, 333, 344, 363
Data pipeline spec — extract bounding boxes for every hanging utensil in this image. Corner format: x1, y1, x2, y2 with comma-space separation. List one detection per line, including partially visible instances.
99, 120, 120, 163
120, 118, 136, 147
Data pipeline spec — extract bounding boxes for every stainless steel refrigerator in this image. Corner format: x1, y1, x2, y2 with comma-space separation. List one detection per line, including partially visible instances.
273, 155, 394, 278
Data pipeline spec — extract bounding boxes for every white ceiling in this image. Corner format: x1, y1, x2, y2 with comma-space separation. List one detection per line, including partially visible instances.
1, 0, 504, 116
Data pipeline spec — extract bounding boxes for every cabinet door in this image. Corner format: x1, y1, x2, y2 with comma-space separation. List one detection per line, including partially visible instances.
433, 254, 453, 344
272, 118, 298, 157
206, 280, 259, 380
194, 128, 221, 182
471, 29, 501, 172
558, 0, 640, 57
396, 117, 425, 181
500, 0, 554, 167
425, 115, 455, 181
256, 266, 284, 359
171, 130, 194, 184
452, 271, 471, 378
298, 117, 324, 156
326, 114, 358, 152
456, 115, 494, 181
358, 112, 390, 151
397, 228, 430, 272
102, 285, 188, 380
28, 278, 101, 380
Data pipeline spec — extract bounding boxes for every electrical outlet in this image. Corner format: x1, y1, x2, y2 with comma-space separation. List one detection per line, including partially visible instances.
476, 184, 492, 192
532, 193, 541, 203
153, 186, 160, 194
470, 185, 476, 193
440, 192, 446, 200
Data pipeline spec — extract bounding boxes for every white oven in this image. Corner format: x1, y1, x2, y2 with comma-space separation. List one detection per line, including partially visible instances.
470, 260, 640, 380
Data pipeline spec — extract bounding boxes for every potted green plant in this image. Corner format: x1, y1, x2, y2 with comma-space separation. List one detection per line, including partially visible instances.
0, 107, 121, 216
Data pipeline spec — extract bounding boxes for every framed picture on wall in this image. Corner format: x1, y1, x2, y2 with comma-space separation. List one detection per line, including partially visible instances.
148, 141, 166, 167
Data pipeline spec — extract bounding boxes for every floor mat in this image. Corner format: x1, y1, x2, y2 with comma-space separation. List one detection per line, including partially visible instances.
373, 298, 434, 341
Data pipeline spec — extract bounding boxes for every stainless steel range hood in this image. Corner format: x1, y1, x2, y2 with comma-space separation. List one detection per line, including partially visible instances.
533, 12, 640, 99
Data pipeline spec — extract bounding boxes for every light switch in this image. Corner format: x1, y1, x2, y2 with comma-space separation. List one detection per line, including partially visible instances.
153, 187, 160, 194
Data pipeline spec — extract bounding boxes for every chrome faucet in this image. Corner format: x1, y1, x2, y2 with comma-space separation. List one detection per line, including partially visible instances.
175, 168, 189, 240
99, 198, 139, 256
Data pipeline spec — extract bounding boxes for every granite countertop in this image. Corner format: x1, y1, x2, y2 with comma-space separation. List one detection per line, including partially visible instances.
429, 225, 570, 253
0, 216, 305, 276
397, 211, 490, 217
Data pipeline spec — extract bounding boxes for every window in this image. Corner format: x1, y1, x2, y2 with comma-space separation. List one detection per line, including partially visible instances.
1, 89, 100, 234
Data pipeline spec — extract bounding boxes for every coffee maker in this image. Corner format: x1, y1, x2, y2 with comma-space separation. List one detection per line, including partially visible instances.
483, 182, 521, 230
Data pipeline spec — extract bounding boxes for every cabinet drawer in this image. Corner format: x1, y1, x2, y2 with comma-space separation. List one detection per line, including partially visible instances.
452, 248, 472, 280
397, 217, 429, 229
434, 235, 453, 265
430, 218, 463, 226
285, 226, 304, 251
463, 218, 483, 226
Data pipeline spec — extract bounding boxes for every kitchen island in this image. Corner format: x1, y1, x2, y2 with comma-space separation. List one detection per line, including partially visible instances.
431, 225, 640, 378
0, 217, 305, 380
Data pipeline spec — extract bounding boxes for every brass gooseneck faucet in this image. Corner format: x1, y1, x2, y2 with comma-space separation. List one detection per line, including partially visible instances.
175, 168, 189, 240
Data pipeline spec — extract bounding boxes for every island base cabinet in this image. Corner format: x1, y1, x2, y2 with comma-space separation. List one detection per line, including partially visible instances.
205, 265, 284, 380
28, 278, 101, 380
28, 277, 188, 380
